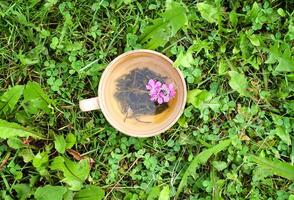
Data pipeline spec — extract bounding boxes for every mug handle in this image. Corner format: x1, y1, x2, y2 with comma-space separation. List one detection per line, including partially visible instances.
79, 97, 100, 111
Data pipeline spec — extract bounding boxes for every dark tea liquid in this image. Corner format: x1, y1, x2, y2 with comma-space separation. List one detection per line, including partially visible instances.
114, 68, 169, 122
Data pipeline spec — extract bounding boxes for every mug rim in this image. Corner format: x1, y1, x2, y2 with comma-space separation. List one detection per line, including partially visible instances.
98, 49, 187, 137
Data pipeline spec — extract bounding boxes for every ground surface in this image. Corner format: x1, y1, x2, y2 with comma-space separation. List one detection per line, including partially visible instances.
0, 0, 294, 199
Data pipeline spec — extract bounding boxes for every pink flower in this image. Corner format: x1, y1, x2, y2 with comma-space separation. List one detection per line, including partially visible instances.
159, 84, 170, 103
168, 83, 176, 98
146, 79, 176, 104
146, 79, 161, 96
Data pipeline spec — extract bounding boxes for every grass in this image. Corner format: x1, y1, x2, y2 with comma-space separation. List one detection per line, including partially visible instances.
0, 0, 294, 199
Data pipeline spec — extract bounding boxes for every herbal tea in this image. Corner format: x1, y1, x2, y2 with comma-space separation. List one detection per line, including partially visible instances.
99, 51, 185, 135
111, 67, 178, 125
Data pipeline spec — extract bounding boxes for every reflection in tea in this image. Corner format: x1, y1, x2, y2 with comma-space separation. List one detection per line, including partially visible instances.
114, 68, 169, 122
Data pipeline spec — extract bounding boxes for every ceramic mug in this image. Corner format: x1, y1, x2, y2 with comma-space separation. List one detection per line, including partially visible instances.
79, 50, 187, 137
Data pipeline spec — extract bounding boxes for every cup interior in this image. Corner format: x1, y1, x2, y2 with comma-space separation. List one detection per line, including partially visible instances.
98, 50, 186, 137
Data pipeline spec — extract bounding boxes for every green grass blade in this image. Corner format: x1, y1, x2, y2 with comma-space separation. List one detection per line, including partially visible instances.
0, 85, 24, 114
250, 155, 294, 180
211, 166, 224, 200
0, 119, 43, 139
176, 138, 233, 198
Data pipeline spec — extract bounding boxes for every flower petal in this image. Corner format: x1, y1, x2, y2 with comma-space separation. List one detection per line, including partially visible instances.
155, 81, 162, 87
149, 89, 157, 95
148, 79, 156, 86
157, 97, 163, 104
168, 83, 174, 91
163, 96, 170, 102
150, 94, 158, 101
168, 83, 176, 97
161, 84, 168, 91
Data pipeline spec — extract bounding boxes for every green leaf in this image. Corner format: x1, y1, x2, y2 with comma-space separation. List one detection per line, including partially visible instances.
174, 40, 210, 68
274, 126, 291, 145
177, 116, 188, 128
12, 10, 29, 25
50, 37, 59, 49
246, 56, 260, 70
197, 2, 219, 24
19, 149, 34, 163
139, 2, 187, 49
277, 8, 286, 17
50, 156, 90, 191
218, 59, 228, 75
64, 190, 74, 200
187, 89, 204, 106
158, 186, 170, 200
205, 97, 221, 112
0, 85, 24, 114
7, 137, 25, 149
33, 151, 49, 176
266, 42, 294, 72
23, 82, 53, 114
291, 139, 294, 165
286, 21, 294, 40
228, 71, 250, 96
55, 135, 67, 154
239, 33, 251, 59
176, 138, 233, 198
247, 34, 260, 46
173, 50, 193, 68
246, 2, 261, 22
34, 185, 67, 200
16, 52, 39, 66
12, 184, 32, 200
55, 133, 76, 154
66, 133, 76, 149
212, 161, 227, 171
0, 119, 42, 139
229, 11, 238, 27
146, 187, 161, 200
74, 185, 104, 200
0, 191, 13, 200
210, 167, 224, 200
161, 3, 187, 35
187, 89, 216, 110
250, 156, 294, 180
252, 166, 273, 182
